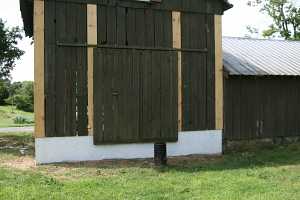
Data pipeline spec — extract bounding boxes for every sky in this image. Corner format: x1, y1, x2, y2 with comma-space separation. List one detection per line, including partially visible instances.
0, 0, 290, 82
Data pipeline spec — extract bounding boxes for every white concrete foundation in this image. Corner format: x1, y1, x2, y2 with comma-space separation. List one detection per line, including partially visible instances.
35, 130, 222, 164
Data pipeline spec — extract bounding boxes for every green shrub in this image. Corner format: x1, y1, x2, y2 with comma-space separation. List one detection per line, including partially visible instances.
5, 81, 34, 112
14, 94, 33, 112
13, 116, 34, 124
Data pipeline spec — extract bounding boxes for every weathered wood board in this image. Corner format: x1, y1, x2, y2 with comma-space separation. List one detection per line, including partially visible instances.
93, 49, 178, 144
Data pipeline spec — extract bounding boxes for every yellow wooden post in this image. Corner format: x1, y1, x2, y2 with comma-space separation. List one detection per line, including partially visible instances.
172, 11, 182, 132
214, 15, 223, 130
87, 4, 97, 135
34, 0, 45, 138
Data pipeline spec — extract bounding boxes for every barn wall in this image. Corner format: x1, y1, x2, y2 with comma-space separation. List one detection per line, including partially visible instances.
181, 13, 216, 131
44, 0, 88, 137
42, 0, 222, 138
224, 76, 300, 140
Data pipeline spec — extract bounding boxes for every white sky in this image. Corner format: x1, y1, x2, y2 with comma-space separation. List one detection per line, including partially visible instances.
0, 0, 294, 82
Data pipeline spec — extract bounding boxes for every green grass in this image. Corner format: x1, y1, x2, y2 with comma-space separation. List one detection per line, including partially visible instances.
1, 132, 300, 200
0, 105, 34, 127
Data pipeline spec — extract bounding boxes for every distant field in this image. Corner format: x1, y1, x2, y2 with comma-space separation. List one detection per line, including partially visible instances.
0, 105, 34, 127
1, 132, 300, 200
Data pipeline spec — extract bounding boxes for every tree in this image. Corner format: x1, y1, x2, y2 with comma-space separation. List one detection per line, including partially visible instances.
0, 19, 24, 79
0, 79, 10, 105
247, 0, 300, 40
5, 81, 34, 112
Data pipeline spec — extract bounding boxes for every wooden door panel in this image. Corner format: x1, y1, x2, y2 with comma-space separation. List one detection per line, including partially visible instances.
94, 49, 178, 144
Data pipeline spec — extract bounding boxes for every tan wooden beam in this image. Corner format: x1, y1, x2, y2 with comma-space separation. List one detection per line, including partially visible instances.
87, 4, 97, 135
214, 15, 223, 130
87, 48, 94, 135
87, 4, 97, 45
34, 0, 45, 138
172, 11, 182, 132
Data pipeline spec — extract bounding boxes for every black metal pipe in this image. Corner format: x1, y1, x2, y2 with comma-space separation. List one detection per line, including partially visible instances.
154, 143, 167, 166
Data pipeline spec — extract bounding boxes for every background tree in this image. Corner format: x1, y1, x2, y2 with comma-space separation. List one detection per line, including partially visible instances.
5, 81, 34, 112
0, 79, 10, 104
0, 18, 24, 79
247, 0, 300, 40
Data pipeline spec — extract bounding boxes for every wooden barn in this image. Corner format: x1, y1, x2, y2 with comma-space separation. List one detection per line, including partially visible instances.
20, 0, 232, 164
223, 37, 300, 141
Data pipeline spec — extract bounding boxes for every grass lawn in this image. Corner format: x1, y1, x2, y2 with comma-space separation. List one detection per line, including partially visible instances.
0, 105, 34, 127
1, 132, 300, 200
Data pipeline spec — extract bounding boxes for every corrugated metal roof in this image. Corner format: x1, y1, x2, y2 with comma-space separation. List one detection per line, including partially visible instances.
223, 37, 300, 76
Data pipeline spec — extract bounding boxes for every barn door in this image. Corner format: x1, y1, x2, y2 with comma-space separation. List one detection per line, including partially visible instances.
93, 48, 178, 144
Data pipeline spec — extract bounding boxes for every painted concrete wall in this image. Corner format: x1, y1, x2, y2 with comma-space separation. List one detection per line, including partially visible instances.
35, 130, 222, 164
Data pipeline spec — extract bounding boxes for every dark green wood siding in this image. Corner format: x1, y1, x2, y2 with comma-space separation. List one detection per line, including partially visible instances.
224, 76, 300, 140
93, 49, 178, 144
181, 14, 215, 131
44, 1, 88, 137
44, 0, 219, 139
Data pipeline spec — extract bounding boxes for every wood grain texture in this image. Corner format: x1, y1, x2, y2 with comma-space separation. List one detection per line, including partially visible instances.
45, 2, 88, 137
88, 48, 94, 135
172, 11, 182, 131
34, 0, 45, 138
87, 4, 97, 45
93, 49, 178, 144
87, 4, 97, 135
224, 76, 300, 141
181, 13, 209, 131
214, 15, 223, 130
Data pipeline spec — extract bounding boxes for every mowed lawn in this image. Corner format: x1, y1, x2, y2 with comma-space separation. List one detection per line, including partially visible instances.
0, 105, 34, 127
1, 132, 300, 200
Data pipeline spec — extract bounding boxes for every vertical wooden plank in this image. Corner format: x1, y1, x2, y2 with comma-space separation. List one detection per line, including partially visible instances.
107, 7, 116, 45
87, 4, 97, 45
160, 51, 170, 138
117, 7, 126, 45
87, 4, 97, 135
97, 5, 107, 45
126, 8, 136, 46
140, 50, 153, 140
135, 9, 145, 46
34, 0, 45, 138
88, 48, 94, 135
206, 15, 216, 130
128, 50, 140, 141
151, 51, 162, 139
214, 15, 223, 130
172, 11, 182, 131
76, 47, 88, 136
44, 0, 56, 137
93, 49, 104, 144
145, 9, 155, 47
103, 49, 114, 142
